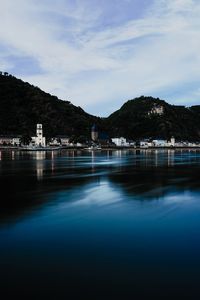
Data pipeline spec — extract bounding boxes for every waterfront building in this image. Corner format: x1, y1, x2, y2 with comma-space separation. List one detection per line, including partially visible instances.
57, 136, 70, 146
112, 137, 129, 147
0, 135, 21, 146
48, 138, 61, 146
12, 137, 21, 146
31, 124, 46, 147
91, 124, 98, 142
48, 136, 70, 146
140, 140, 153, 148
152, 139, 167, 147
170, 136, 175, 147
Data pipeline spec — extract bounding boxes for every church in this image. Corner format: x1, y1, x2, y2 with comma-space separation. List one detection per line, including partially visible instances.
31, 124, 46, 147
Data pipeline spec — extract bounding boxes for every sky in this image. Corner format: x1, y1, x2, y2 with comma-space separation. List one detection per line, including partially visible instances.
0, 0, 200, 116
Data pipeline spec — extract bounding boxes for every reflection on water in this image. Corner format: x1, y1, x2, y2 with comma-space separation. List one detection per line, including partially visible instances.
35, 151, 46, 180
1, 149, 200, 297
1, 148, 200, 224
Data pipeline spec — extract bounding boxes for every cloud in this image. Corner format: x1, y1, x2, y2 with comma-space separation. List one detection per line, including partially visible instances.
0, 0, 200, 116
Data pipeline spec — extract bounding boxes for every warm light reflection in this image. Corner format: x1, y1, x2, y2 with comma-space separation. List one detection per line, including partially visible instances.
36, 151, 46, 180
51, 151, 55, 173
155, 149, 158, 167
167, 150, 174, 166
11, 151, 15, 160
91, 151, 95, 171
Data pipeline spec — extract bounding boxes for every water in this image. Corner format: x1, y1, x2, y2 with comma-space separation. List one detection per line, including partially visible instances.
1, 149, 200, 298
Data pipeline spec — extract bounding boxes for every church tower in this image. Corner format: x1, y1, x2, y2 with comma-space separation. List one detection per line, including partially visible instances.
37, 124, 43, 138
36, 124, 46, 147
91, 124, 98, 142
31, 124, 46, 147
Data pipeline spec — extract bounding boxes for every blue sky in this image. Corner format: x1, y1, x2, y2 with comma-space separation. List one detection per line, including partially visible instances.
0, 0, 200, 116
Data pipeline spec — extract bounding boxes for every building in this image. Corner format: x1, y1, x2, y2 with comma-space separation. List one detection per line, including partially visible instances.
112, 137, 129, 147
91, 124, 98, 142
48, 138, 61, 146
170, 136, 175, 147
31, 124, 46, 147
12, 137, 21, 146
58, 136, 70, 146
0, 135, 21, 146
152, 139, 167, 147
140, 140, 153, 148
148, 105, 164, 116
0, 136, 12, 145
49, 136, 70, 146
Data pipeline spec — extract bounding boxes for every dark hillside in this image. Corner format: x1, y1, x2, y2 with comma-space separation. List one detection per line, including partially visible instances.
0, 74, 200, 141
0, 73, 101, 137
106, 96, 200, 141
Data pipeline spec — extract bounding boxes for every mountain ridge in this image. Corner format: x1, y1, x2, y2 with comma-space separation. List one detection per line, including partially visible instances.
0, 73, 200, 141
106, 96, 200, 140
0, 73, 103, 139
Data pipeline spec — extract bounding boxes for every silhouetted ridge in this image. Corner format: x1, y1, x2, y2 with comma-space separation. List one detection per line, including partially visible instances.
106, 96, 200, 140
0, 74, 200, 141
0, 73, 101, 138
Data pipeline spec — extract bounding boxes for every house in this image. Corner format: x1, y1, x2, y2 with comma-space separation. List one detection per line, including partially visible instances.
140, 140, 153, 148
152, 139, 168, 147
0, 135, 21, 146
56, 136, 70, 146
111, 137, 129, 147
48, 138, 61, 146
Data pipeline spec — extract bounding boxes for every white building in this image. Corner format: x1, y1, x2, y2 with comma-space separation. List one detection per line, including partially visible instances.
140, 140, 153, 148
32, 124, 46, 147
48, 136, 70, 146
48, 138, 61, 146
12, 137, 21, 146
152, 139, 167, 147
0, 135, 21, 146
112, 137, 129, 147
170, 136, 175, 147
148, 105, 164, 116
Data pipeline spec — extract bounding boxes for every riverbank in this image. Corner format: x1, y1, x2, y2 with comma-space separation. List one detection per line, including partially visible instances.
1, 146, 200, 151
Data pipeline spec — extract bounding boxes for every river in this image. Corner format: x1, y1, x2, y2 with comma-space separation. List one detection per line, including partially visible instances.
0, 149, 200, 298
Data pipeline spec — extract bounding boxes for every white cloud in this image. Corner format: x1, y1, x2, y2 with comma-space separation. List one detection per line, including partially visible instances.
0, 0, 200, 115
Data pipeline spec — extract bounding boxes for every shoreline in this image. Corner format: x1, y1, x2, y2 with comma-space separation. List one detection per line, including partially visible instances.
1, 146, 200, 151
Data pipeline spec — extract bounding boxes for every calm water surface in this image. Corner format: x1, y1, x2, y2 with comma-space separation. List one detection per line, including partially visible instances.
1, 149, 200, 298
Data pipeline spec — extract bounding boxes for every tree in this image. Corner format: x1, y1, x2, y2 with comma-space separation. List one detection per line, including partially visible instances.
76, 135, 87, 143
20, 135, 32, 146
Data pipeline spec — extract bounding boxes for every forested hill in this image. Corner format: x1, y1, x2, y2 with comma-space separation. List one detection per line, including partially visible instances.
106, 96, 200, 141
0, 73, 200, 141
0, 73, 102, 138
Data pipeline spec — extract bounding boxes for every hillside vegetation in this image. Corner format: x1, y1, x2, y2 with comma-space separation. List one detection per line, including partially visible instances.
106, 96, 200, 141
0, 73, 200, 141
0, 73, 101, 138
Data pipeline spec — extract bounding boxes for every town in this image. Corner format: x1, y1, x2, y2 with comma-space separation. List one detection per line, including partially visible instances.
0, 123, 200, 150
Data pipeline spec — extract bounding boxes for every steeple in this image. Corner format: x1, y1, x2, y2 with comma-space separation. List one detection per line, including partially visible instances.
36, 124, 43, 138
91, 124, 98, 142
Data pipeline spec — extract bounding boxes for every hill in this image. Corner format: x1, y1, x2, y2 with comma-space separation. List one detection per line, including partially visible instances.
106, 96, 200, 141
0, 73, 200, 141
0, 73, 102, 139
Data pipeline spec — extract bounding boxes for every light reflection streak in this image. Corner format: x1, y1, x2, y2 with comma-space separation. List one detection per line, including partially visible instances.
36, 151, 46, 181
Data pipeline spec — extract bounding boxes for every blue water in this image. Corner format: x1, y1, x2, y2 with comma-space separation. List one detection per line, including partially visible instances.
0, 149, 200, 298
